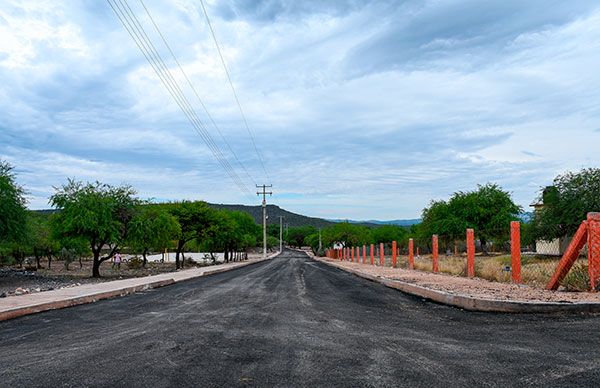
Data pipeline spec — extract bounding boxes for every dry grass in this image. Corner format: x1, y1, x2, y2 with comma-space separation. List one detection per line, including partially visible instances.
385, 253, 568, 289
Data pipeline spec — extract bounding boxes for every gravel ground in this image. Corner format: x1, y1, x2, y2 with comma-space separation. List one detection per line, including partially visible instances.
318, 257, 600, 303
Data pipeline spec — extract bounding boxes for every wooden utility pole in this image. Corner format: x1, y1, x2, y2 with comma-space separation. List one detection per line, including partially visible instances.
256, 184, 272, 259
278, 216, 284, 253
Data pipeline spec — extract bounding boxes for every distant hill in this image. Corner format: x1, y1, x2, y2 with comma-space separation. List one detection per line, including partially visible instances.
208, 203, 336, 228
328, 218, 421, 227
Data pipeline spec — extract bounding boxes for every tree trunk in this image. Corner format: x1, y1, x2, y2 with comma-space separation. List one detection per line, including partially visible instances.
224, 250, 229, 263
48, 255, 52, 269
92, 250, 101, 278
175, 239, 185, 269
79, 256, 83, 269
142, 249, 148, 268
36, 255, 42, 269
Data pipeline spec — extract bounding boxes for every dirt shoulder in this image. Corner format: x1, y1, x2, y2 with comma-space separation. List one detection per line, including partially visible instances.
314, 256, 600, 304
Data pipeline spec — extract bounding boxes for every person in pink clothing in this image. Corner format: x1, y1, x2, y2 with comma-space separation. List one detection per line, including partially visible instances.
113, 252, 122, 269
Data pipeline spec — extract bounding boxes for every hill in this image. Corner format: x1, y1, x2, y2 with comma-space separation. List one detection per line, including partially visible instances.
207, 203, 336, 228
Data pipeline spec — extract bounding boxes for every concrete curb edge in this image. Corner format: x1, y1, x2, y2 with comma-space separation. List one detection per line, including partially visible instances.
313, 257, 600, 313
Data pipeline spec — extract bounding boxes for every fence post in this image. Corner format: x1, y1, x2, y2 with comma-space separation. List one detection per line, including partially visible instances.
379, 243, 385, 266
467, 229, 475, 278
408, 238, 414, 270
363, 245, 366, 264
432, 235, 439, 273
392, 241, 397, 267
510, 221, 522, 283
370, 244, 374, 265
588, 213, 600, 291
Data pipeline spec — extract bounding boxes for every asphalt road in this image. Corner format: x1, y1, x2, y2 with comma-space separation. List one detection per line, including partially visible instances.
1, 250, 599, 387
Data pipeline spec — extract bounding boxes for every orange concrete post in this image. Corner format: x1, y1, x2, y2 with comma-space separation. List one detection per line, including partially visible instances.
467, 229, 475, 278
510, 221, 522, 284
432, 235, 439, 273
587, 213, 600, 291
408, 238, 414, 270
363, 245, 366, 264
379, 243, 385, 266
392, 241, 397, 267
352, 247, 356, 262
370, 244, 374, 265
547, 221, 588, 290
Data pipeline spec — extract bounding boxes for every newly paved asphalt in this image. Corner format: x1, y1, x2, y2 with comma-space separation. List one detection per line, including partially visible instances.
1, 250, 599, 387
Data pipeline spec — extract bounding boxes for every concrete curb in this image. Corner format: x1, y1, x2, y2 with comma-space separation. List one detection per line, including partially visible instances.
313, 257, 600, 313
0, 252, 279, 322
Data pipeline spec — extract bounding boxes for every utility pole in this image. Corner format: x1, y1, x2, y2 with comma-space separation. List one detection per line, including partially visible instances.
257, 184, 273, 259
278, 216, 284, 253
318, 227, 322, 253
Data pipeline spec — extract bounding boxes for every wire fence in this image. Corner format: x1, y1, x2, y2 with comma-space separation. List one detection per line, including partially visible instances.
326, 221, 595, 291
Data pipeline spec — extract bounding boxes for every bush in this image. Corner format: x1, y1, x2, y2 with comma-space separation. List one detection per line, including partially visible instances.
127, 256, 144, 269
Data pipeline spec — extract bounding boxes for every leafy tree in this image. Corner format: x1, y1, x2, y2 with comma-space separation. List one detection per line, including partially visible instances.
50, 180, 139, 277
533, 168, 600, 240
371, 225, 408, 244
165, 201, 216, 269
321, 222, 371, 248
266, 235, 279, 250
419, 183, 521, 250
27, 212, 60, 269
127, 205, 181, 267
286, 226, 317, 248
0, 161, 28, 248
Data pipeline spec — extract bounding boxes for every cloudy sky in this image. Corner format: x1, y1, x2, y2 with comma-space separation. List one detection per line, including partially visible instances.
1, 0, 599, 220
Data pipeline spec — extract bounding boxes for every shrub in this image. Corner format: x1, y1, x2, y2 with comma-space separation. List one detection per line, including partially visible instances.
127, 256, 144, 269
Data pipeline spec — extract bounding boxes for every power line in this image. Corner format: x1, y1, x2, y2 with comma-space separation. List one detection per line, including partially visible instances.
138, 0, 257, 188
107, 0, 254, 200
198, 0, 271, 184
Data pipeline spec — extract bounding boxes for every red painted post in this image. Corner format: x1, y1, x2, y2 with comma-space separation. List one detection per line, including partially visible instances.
510, 221, 522, 283
467, 229, 475, 278
547, 221, 588, 290
352, 247, 356, 262
362, 245, 366, 264
380, 243, 385, 266
408, 238, 414, 270
370, 244, 374, 265
392, 241, 397, 267
432, 235, 439, 273
587, 213, 600, 291
344, 247, 348, 261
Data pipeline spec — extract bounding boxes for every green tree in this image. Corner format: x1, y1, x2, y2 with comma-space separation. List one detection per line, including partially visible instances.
127, 205, 181, 267
0, 161, 28, 252
419, 183, 521, 250
27, 212, 60, 269
286, 226, 317, 248
371, 225, 408, 244
50, 180, 139, 277
165, 201, 216, 269
321, 222, 371, 248
533, 168, 600, 240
